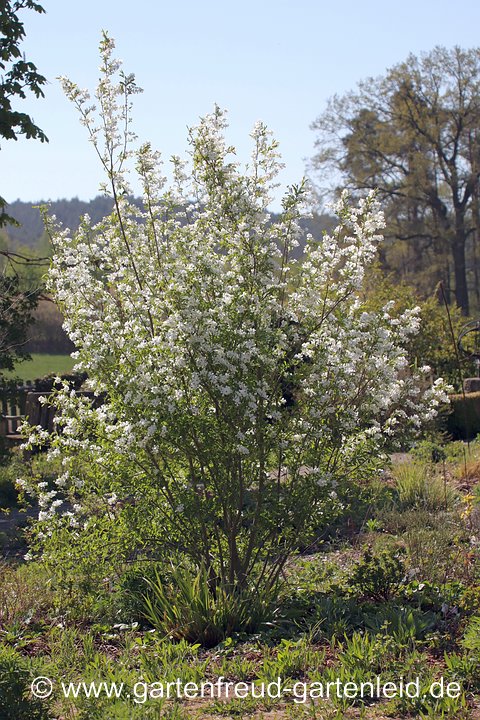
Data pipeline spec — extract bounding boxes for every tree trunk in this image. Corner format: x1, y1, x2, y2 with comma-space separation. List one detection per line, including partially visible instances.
471, 186, 480, 310
451, 226, 469, 315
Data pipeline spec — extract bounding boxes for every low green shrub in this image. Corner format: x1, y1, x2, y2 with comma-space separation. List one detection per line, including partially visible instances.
458, 585, 480, 616
411, 439, 447, 464
348, 545, 406, 602
0, 644, 50, 720
402, 580, 465, 613
105, 563, 165, 625
0, 450, 23, 508
444, 651, 480, 692
295, 594, 367, 639
364, 605, 438, 644
460, 615, 480, 654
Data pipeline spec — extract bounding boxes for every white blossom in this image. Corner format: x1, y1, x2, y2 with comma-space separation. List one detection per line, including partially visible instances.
24, 35, 450, 587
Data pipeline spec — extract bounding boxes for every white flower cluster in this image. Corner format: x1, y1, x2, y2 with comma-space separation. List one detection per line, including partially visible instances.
25, 36, 449, 576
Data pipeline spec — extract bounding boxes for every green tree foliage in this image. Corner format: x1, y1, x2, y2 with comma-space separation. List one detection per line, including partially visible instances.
0, 275, 36, 372
0, 1, 47, 392
361, 267, 475, 389
0, 0, 47, 226
0, 274, 37, 461
311, 46, 480, 316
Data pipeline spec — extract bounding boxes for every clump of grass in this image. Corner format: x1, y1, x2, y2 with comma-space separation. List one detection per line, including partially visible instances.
392, 461, 457, 511
0, 562, 53, 628
143, 564, 275, 647
457, 459, 480, 483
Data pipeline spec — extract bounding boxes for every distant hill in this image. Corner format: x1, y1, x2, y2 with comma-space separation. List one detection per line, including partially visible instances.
5, 196, 115, 246
4, 197, 336, 252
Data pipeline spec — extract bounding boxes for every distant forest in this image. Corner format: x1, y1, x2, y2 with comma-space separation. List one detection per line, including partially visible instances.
3, 197, 337, 254
4, 196, 116, 247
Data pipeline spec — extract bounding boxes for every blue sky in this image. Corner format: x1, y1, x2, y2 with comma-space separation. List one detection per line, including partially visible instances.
3, 0, 480, 212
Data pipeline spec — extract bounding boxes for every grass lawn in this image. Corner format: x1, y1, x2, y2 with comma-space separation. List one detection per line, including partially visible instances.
6, 353, 75, 382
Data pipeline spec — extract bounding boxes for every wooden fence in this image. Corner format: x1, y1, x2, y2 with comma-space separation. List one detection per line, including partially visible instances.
1, 378, 93, 448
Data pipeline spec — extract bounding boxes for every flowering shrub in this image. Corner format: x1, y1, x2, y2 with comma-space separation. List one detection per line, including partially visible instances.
23, 34, 448, 595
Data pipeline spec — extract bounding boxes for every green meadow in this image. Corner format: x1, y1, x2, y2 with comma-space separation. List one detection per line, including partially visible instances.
6, 354, 75, 382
